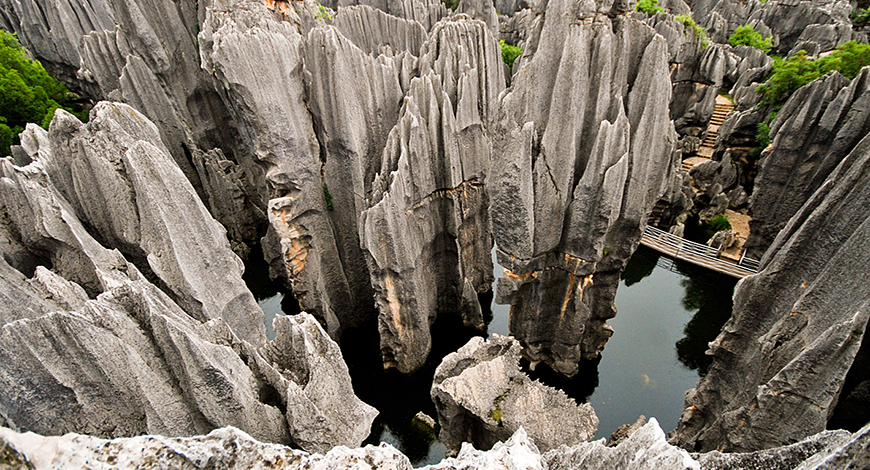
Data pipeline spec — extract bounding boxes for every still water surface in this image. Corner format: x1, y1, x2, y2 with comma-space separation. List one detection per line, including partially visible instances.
245, 245, 736, 466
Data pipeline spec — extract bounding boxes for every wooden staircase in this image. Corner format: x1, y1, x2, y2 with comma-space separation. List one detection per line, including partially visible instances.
697, 96, 735, 157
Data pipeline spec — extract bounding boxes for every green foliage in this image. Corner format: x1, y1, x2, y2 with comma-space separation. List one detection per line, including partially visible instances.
851, 8, 870, 28
499, 40, 522, 72
603, 247, 613, 256
708, 214, 732, 232
675, 14, 709, 49
489, 406, 503, 423
442, 0, 460, 10
323, 182, 333, 211
729, 25, 772, 53
635, 0, 663, 15
0, 30, 85, 157
315, 3, 332, 21
756, 42, 870, 107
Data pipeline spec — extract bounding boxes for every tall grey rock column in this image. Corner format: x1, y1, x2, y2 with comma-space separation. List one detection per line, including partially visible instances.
489, 0, 676, 376
361, 15, 505, 372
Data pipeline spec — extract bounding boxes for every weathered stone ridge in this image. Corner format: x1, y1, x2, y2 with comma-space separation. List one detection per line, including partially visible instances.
6, 417, 870, 469
671, 131, 870, 452
745, 67, 870, 258
489, 0, 676, 375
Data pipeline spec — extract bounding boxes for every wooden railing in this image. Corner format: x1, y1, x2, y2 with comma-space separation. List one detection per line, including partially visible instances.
640, 226, 760, 279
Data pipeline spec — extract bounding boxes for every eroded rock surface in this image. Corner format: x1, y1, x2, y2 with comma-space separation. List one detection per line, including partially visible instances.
361, 14, 503, 372
744, 67, 870, 258
671, 129, 870, 452
431, 335, 598, 452
489, 0, 676, 375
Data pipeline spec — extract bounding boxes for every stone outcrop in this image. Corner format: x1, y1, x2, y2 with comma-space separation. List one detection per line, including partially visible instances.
744, 67, 870, 258
431, 335, 598, 452
7, 418, 869, 469
0, 426, 408, 470
671, 129, 870, 452
334, 5, 427, 55
0, 102, 376, 452
489, 0, 676, 375
689, 0, 864, 56
360, 15, 503, 372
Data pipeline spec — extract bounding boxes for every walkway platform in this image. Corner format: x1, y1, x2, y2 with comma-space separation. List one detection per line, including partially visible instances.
640, 226, 759, 279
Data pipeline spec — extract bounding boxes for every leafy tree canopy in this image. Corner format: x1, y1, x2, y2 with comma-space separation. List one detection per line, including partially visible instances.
756, 41, 870, 108
0, 30, 87, 156
499, 40, 522, 72
729, 25, 772, 54
635, 0, 663, 15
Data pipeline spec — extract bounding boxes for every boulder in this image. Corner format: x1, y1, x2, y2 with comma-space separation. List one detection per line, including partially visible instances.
431, 335, 598, 452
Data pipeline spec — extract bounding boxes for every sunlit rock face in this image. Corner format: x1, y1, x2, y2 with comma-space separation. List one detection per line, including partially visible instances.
671, 131, 870, 452
431, 335, 599, 452
489, 0, 676, 376
0, 104, 375, 451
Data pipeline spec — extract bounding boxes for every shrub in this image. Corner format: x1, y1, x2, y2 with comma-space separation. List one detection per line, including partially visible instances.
499, 40, 522, 72
756, 41, 870, 107
635, 0, 663, 15
729, 25, 772, 53
675, 14, 709, 49
852, 8, 870, 28
442, 0, 460, 10
0, 30, 86, 156
314, 2, 333, 21
708, 214, 732, 232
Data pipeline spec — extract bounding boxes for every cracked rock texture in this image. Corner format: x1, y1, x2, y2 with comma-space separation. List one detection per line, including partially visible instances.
671, 126, 870, 452
431, 335, 598, 452
744, 67, 870, 258
6, 418, 869, 469
489, 0, 675, 376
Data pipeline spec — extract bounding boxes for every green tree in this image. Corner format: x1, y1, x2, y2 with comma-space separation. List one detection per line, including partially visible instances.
729, 24, 772, 53
635, 0, 663, 15
756, 42, 870, 108
0, 30, 86, 157
675, 14, 709, 49
499, 40, 522, 72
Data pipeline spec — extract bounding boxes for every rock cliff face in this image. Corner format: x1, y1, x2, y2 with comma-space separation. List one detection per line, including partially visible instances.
5, 418, 868, 469
489, 0, 676, 375
671, 129, 870, 452
361, 15, 503, 372
0, 103, 376, 452
744, 67, 870, 258
431, 335, 598, 452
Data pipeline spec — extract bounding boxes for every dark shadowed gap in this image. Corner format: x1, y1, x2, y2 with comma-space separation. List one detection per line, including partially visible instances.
341, 312, 483, 467
241, 243, 300, 340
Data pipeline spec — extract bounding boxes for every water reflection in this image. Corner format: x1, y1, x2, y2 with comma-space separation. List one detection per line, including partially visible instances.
241, 245, 300, 340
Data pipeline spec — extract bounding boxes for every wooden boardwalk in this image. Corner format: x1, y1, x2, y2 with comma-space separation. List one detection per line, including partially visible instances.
640, 226, 760, 279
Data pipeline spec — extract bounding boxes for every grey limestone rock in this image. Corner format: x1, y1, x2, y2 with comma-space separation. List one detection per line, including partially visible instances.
334, 5, 428, 55
200, 2, 350, 338
489, 0, 675, 375
333, 0, 448, 30
40, 103, 266, 345
0, 426, 410, 470
745, 67, 870, 258
361, 14, 503, 372
431, 335, 599, 453
671, 128, 870, 452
